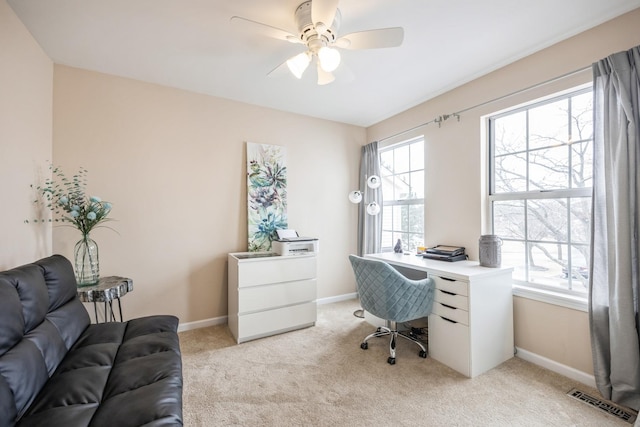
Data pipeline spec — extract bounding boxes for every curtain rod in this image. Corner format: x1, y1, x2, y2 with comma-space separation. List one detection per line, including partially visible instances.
379, 64, 592, 143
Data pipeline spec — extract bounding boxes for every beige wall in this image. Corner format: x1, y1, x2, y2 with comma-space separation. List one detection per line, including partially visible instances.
368, 8, 640, 375
5, 0, 640, 377
0, 0, 53, 269
52, 66, 364, 323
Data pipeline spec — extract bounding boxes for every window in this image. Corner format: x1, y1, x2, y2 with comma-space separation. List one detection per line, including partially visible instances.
380, 137, 425, 252
489, 87, 593, 295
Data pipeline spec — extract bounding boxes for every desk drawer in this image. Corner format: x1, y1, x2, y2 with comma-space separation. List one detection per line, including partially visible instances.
238, 279, 316, 313
434, 288, 468, 310
432, 275, 468, 296
432, 301, 469, 325
429, 313, 470, 377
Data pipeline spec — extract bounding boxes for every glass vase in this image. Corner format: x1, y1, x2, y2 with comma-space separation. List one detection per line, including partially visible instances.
74, 235, 99, 286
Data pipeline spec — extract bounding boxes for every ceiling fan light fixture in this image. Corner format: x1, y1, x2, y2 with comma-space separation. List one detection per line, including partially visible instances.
317, 62, 335, 85
318, 46, 340, 72
287, 51, 311, 79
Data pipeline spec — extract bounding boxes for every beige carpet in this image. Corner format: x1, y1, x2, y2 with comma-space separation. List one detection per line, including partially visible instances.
179, 299, 628, 426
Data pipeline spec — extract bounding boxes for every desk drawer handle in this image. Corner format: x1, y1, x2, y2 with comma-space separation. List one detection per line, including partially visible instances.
440, 303, 457, 310
441, 316, 457, 324
440, 290, 456, 296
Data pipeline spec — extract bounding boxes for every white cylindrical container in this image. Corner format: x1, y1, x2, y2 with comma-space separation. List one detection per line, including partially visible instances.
479, 235, 502, 268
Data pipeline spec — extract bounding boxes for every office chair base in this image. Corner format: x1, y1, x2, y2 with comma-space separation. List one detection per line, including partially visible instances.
360, 324, 428, 364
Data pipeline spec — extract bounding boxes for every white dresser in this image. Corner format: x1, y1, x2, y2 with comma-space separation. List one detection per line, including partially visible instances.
227, 252, 317, 344
366, 252, 514, 378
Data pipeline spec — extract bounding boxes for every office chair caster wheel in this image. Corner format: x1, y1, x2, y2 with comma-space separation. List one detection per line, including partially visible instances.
419, 350, 427, 358
387, 357, 396, 365
360, 342, 368, 350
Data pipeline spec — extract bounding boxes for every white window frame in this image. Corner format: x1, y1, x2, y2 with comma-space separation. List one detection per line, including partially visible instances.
379, 137, 425, 252
488, 85, 593, 310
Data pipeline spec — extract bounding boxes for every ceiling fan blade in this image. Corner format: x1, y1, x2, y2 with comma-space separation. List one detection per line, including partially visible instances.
335, 27, 404, 50
230, 16, 301, 44
311, 0, 339, 29
267, 59, 290, 78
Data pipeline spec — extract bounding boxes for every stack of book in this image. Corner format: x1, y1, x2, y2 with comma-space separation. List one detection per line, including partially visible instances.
422, 245, 467, 262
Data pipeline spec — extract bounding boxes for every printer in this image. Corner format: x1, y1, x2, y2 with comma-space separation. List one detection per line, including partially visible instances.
272, 229, 319, 256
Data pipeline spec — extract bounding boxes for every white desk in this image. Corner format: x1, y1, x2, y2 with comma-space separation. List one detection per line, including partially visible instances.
366, 252, 514, 378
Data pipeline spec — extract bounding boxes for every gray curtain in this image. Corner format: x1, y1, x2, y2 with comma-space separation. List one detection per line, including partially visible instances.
357, 141, 382, 256
590, 45, 640, 411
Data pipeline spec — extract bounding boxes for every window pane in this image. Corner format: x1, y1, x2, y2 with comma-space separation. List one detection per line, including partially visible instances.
494, 111, 526, 155
569, 244, 590, 293
381, 230, 393, 250
494, 153, 527, 192
571, 141, 592, 189
408, 204, 424, 234
570, 197, 591, 244
493, 200, 525, 239
380, 150, 393, 176
394, 145, 410, 174
529, 99, 569, 149
571, 92, 593, 143
410, 141, 424, 171
394, 173, 410, 200
527, 199, 568, 243
382, 174, 393, 199
393, 205, 403, 230
502, 240, 526, 281
383, 205, 393, 227
407, 233, 422, 252
528, 242, 568, 289
410, 170, 424, 198
529, 145, 569, 190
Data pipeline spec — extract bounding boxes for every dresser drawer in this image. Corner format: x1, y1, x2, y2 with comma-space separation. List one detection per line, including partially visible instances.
432, 275, 468, 296
238, 279, 316, 313
429, 313, 470, 377
434, 288, 468, 310
237, 302, 317, 343
432, 301, 469, 325
237, 256, 316, 287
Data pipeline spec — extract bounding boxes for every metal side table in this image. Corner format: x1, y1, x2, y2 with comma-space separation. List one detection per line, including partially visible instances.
77, 276, 133, 323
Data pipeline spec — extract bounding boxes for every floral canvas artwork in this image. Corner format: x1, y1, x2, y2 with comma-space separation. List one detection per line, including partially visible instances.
246, 142, 287, 251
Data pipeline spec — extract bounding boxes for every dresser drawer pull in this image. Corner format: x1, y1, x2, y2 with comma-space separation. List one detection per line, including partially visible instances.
440, 290, 456, 296
440, 277, 456, 282
440, 303, 456, 310
441, 316, 457, 324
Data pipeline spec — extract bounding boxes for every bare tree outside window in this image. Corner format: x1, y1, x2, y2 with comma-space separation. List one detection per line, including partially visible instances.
490, 88, 593, 294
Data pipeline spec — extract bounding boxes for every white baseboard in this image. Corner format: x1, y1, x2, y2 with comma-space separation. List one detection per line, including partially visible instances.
317, 293, 357, 305
177, 293, 357, 332
178, 315, 227, 333
515, 347, 596, 388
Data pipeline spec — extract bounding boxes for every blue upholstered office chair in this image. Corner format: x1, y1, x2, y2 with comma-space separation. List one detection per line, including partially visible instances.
348, 255, 435, 365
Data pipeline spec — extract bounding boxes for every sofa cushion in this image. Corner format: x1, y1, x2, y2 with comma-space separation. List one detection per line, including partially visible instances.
18, 316, 183, 426
0, 255, 90, 425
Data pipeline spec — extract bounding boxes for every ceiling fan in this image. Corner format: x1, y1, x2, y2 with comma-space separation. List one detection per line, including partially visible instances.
231, 0, 404, 85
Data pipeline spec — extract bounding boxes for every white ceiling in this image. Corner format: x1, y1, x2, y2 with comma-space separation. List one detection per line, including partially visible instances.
7, 0, 639, 127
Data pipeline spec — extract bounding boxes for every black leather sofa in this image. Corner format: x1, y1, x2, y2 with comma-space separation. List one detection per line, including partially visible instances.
0, 255, 183, 426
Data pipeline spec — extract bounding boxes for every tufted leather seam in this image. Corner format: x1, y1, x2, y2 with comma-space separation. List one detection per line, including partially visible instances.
111, 347, 179, 364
